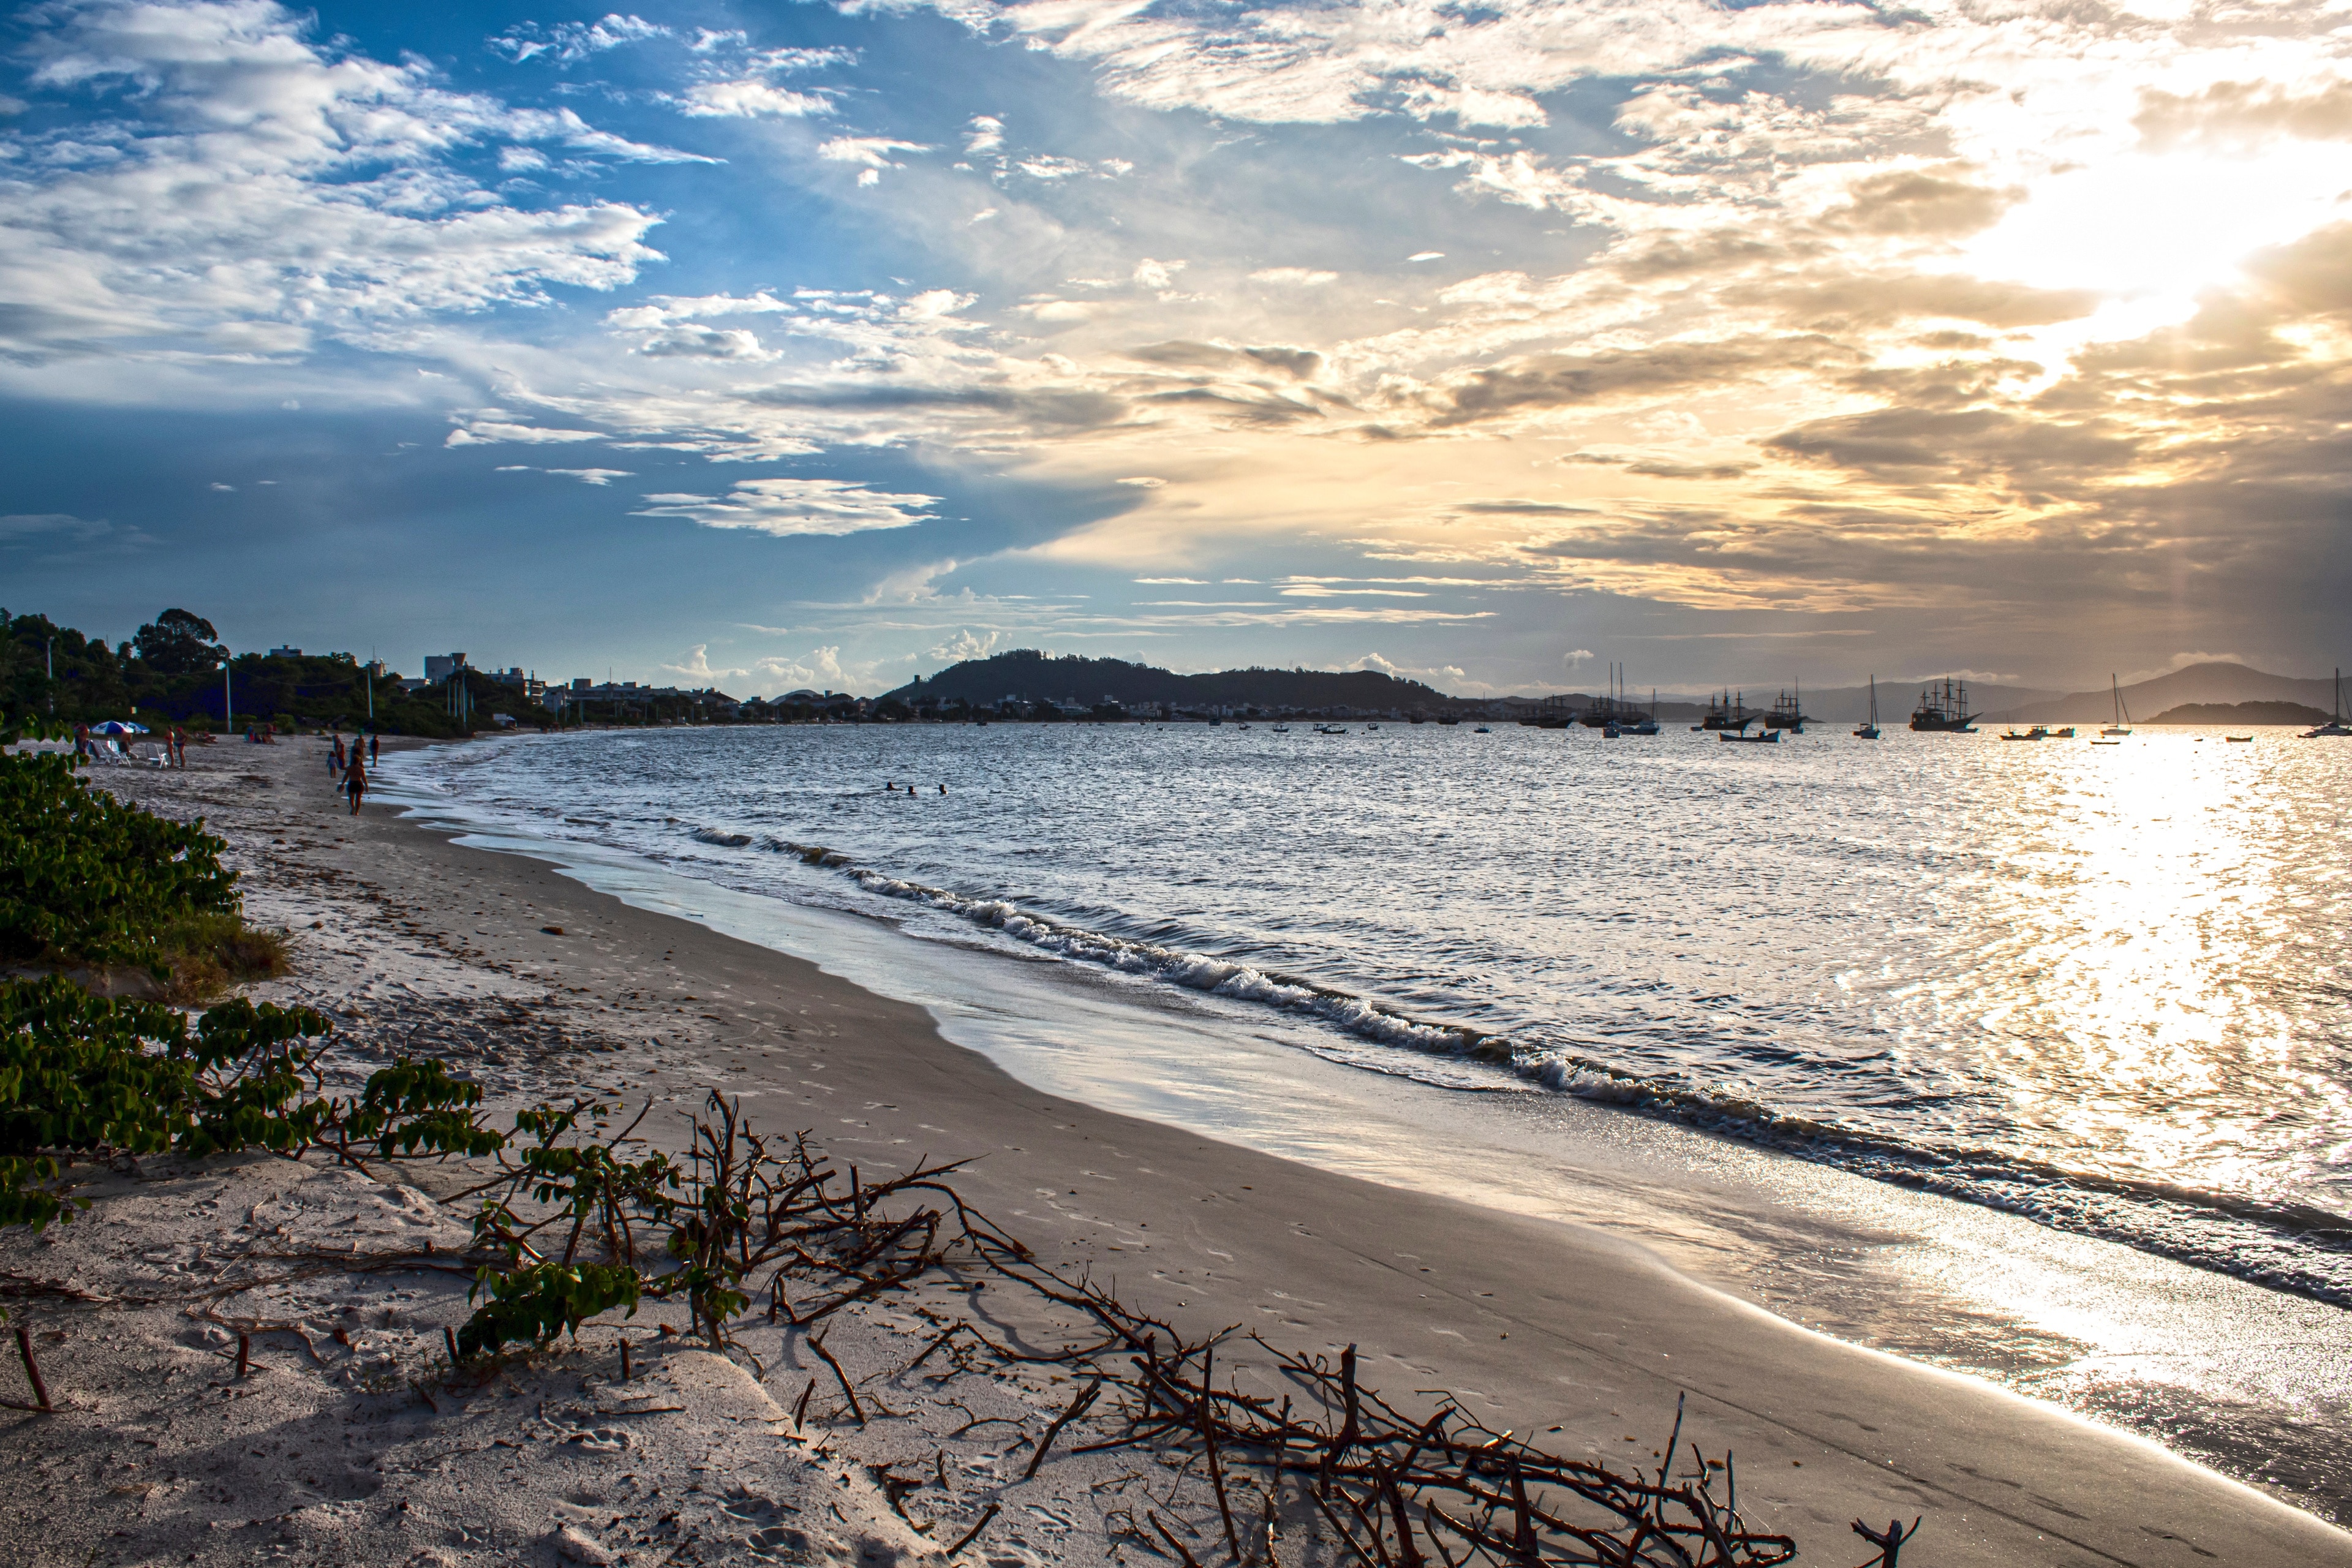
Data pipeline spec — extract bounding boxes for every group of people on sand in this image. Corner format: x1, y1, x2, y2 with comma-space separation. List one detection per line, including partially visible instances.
329, 728, 377, 815
882, 780, 948, 796
70, 723, 192, 768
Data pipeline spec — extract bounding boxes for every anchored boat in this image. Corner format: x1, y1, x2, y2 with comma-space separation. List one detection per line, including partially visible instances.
1854, 675, 1882, 739
2305, 669, 2351, 737
1910, 677, 1978, 733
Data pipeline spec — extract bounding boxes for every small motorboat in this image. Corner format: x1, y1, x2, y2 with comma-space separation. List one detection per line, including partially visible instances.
1473, 725, 1491, 733
1720, 728, 1779, 743
2001, 726, 2049, 741
2226, 734, 2253, 742
1270, 724, 1290, 734
2049, 726, 2076, 738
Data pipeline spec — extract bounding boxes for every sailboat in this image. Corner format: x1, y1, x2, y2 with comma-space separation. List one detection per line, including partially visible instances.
2305, 669, 2351, 737
2101, 674, 2132, 737
1853, 676, 1882, 740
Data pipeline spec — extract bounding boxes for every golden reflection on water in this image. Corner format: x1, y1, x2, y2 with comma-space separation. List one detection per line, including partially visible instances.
1905, 733, 2348, 1206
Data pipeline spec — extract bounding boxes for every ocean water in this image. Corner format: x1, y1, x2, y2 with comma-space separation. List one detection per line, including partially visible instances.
388, 722, 2352, 1310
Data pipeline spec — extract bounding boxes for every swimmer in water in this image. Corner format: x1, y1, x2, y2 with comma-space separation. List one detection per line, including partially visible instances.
938, 783, 946, 795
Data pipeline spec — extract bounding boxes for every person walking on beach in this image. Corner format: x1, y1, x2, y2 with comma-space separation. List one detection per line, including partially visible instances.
369, 733, 379, 765
331, 733, 345, 774
342, 748, 368, 815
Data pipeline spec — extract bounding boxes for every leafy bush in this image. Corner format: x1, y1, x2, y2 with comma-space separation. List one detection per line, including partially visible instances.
0, 753, 239, 971
0, 976, 502, 1236
458, 1261, 643, 1357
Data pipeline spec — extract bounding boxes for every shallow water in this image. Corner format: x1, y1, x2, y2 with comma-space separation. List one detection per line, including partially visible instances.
390, 722, 2352, 1306
377, 722, 2352, 1521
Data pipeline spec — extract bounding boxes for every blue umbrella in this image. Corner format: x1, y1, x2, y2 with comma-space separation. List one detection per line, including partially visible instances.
90, 720, 149, 735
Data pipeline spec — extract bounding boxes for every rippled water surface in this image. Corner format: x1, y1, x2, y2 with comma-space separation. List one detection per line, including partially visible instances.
394, 723, 2352, 1303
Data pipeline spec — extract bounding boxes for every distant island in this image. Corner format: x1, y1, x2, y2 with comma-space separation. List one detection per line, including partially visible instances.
2146, 700, 2331, 726
883, 650, 1464, 717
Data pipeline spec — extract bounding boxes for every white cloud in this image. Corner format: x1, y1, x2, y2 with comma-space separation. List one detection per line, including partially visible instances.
1406, 252, 1446, 262
818, 137, 929, 170
547, 468, 634, 484
1117, 476, 1166, 488
1133, 257, 1186, 290
966, 115, 1005, 153
446, 421, 606, 446
1250, 267, 1338, 285
0, 0, 672, 375
634, 478, 943, 536
660, 644, 749, 681
924, 628, 1001, 662
680, 81, 831, 118
493, 13, 668, 66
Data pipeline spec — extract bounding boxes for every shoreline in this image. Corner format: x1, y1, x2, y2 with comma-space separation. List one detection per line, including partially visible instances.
34, 735, 2352, 1566
382, 725, 2352, 1522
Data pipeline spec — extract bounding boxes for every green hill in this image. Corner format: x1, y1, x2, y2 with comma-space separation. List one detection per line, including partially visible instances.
881, 650, 1458, 715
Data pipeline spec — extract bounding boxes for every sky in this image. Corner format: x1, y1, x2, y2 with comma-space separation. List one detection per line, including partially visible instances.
2, 0, 2350, 698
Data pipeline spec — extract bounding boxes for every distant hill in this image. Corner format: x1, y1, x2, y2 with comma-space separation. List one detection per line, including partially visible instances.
884, 651, 1462, 714
2146, 701, 2331, 726
1991, 663, 2342, 724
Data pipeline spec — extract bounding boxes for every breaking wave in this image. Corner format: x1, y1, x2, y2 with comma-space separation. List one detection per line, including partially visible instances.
726, 828, 2352, 1310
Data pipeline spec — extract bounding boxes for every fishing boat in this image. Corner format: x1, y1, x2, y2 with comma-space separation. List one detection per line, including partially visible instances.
2049, 726, 2076, 738
2001, 726, 2049, 741
1910, 677, 1978, 733
1720, 727, 1779, 743
1853, 676, 1882, 740
1473, 725, 1491, 733
2102, 674, 2132, 736
1270, 723, 1290, 734
2305, 669, 2351, 737
1763, 684, 1808, 732
2226, 734, 2253, 742
1600, 669, 1659, 736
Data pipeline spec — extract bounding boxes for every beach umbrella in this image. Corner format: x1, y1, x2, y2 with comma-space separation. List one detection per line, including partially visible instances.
90, 720, 149, 735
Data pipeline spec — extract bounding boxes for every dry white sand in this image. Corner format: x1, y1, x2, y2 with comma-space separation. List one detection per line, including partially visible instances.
7, 734, 2350, 1568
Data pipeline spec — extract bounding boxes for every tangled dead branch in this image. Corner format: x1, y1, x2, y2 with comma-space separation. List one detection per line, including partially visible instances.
471, 1090, 1918, 1568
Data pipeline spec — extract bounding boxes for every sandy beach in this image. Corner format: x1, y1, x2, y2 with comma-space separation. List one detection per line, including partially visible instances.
7, 734, 2348, 1568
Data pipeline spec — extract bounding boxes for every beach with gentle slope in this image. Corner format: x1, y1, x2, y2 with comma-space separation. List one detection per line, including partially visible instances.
6, 736, 2347, 1568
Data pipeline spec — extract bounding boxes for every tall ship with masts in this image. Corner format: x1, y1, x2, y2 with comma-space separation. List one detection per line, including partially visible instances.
1910, 677, 1978, 733
1763, 683, 1808, 732
1701, 690, 1757, 730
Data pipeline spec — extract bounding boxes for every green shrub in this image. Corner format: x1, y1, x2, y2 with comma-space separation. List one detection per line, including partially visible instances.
0, 753, 239, 971
0, 976, 504, 1237
458, 1261, 643, 1357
